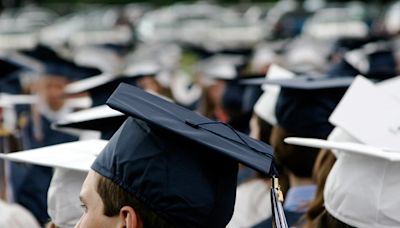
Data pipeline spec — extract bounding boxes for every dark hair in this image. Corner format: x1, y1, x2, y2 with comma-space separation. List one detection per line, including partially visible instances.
304, 149, 337, 228
270, 126, 320, 178
254, 114, 273, 144
96, 175, 175, 228
312, 210, 355, 228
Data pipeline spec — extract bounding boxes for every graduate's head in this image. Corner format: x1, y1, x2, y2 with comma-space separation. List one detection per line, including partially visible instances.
75, 83, 275, 228
36, 72, 70, 111
76, 169, 172, 228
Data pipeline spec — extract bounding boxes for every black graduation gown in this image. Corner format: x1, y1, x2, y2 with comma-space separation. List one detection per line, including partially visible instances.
10, 115, 78, 225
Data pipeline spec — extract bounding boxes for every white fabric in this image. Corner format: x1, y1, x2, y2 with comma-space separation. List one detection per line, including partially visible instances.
285, 125, 400, 228
48, 168, 87, 228
227, 179, 272, 228
253, 64, 295, 125
325, 151, 400, 228
0, 200, 40, 228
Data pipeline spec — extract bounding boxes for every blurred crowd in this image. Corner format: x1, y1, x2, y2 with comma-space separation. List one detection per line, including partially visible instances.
0, 0, 399, 227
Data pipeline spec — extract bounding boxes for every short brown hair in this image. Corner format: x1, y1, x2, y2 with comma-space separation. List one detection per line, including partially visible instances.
96, 175, 175, 228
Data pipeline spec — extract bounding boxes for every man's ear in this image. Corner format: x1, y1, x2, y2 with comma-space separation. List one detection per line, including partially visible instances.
119, 206, 142, 228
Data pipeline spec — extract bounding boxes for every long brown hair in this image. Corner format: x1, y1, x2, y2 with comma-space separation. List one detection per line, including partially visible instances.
303, 149, 337, 228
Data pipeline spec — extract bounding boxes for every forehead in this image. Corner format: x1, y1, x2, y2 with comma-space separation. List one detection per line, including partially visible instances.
80, 170, 100, 197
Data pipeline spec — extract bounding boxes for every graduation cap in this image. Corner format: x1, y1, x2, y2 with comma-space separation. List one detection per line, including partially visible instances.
53, 105, 126, 140
197, 54, 246, 80
65, 73, 139, 107
240, 75, 355, 89
0, 139, 108, 172
272, 75, 349, 138
91, 83, 283, 227
21, 45, 102, 81
0, 93, 38, 108
344, 42, 397, 80
0, 139, 108, 227
284, 136, 400, 228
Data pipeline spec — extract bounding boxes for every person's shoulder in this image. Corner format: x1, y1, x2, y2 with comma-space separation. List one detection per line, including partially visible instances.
0, 200, 41, 228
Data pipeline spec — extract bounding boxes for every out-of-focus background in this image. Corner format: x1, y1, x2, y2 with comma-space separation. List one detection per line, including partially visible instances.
0, 0, 399, 227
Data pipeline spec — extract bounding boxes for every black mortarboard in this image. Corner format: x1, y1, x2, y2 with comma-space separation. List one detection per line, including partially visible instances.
91, 83, 276, 227
53, 105, 126, 140
274, 78, 348, 138
21, 45, 101, 80
0, 58, 32, 94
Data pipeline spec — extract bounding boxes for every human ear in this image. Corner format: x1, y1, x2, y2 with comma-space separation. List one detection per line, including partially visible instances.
119, 206, 142, 228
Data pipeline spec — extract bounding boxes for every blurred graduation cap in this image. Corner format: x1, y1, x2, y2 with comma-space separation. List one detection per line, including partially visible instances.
344, 42, 397, 80
271, 74, 350, 138
21, 45, 102, 81
91, 83, 285, 227
0, 139, 108, 172
65, 73, 139, 107
240, 75, 355, 89
284, 135, 400, 228
0, 57, 36, 94
252, 64, 295, 126
197, 54, 246, 80
53, 105, 126, 140
0, 93, 38, 108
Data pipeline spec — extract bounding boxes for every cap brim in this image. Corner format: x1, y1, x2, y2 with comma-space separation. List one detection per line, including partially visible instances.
65, 73, 117, 94
0, 94, 38, 107
0, 140, 108, 171
284, 137, 400, 161
240, 76, 355, 89
106, 83, 275, 175
53, 105, 125, 132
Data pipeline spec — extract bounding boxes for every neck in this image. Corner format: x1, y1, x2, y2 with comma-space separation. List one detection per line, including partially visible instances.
288, 173, 314, 187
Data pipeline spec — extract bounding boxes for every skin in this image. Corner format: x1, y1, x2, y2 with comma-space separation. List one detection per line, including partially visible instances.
36, 76, 69, 111
74, 170, 142, 228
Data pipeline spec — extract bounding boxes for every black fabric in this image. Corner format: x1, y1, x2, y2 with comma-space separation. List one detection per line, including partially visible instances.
276, 87, 347, 139
11, 115, 78, 224
92, 118, 238, 227
106, 83, 274, 175
90, 83, 277, 227
54, 114, 127, 140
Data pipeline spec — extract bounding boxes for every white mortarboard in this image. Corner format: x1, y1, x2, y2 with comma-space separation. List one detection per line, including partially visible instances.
197, 54, 245, 80
284, 136, 400, 228
64, 72, 117, 94
0, 139, 107, 172
0, 140, 107, 227
53, 105, 124, 138
329, 75, 400, 150
69, 26, 133, 47
252, 64, 295, 125
284, 75, 400, 227
123, 60, 160, 77
0, 93, 38, 108
0, 31, 38, 50
385, 1, 400, 35
73, 46, 121, 73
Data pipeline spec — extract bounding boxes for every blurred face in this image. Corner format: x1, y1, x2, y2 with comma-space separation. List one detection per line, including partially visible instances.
75, 170, 121, 228
37, 75, 68, 111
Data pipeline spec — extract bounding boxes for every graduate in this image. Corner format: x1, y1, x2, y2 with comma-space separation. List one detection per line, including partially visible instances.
9, 52, 100, 225
72, 83, 286, 228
